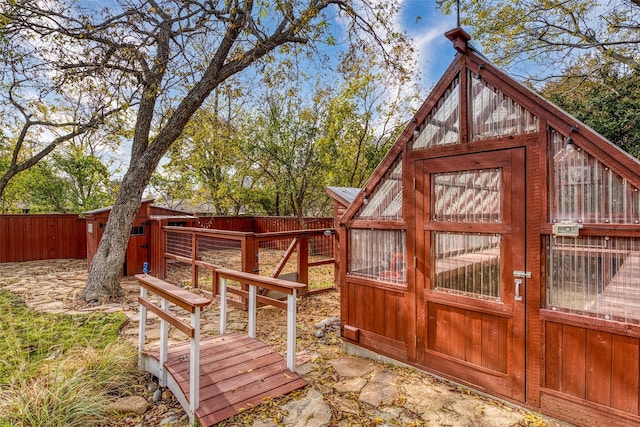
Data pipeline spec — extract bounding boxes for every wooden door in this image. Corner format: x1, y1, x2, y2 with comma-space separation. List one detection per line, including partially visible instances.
415, 148, 526, 401
125, 221, 150, 276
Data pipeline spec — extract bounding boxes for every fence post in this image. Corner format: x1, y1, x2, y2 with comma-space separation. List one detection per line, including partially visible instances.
138, 286, 148, 370
219, 277, 228, 335
287, 290, 297, 372
191, 230, 198, 288
152, 219, 168, 279
297, 235, 309, 285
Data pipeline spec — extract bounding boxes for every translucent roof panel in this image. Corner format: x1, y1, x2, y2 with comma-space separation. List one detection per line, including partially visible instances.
468, 70, 538, 141
548, 128, 640, 224
412, 76, 460, 149
355, 156, 402, 220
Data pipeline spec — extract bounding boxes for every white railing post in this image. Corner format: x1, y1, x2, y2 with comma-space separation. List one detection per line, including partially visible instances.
219, 278, 227, 335
138, 287, 148, 370
159, 297, 169, 387
189, 307, 200, 423
248, 284, 257, 339
286, 289, 297, 372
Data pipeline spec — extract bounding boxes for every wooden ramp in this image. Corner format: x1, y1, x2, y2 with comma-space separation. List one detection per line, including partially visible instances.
142, 333, 307, 426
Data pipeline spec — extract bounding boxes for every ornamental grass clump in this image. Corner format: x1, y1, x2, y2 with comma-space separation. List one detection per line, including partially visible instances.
0, 290, 141, 426
0, 342, 141, 427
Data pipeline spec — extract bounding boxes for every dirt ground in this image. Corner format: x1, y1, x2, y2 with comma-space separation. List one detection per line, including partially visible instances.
0, 259, 571, 427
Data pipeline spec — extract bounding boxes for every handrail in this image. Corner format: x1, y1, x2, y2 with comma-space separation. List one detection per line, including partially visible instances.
161, 224, 336, 298
214, 267, 304, 372
135, 274, 211, 424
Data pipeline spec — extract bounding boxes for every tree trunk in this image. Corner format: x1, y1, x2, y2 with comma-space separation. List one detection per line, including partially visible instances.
82, 159, 153, 302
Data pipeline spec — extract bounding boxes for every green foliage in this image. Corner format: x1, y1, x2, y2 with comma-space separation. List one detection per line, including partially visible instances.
52, 147, 115, 212
0, 290, 128, 383
0, 144, 116, 213
0, 290, 136, 426
161, 53, 416, 218
0, 161, 68, 213
541, 61, 640, 157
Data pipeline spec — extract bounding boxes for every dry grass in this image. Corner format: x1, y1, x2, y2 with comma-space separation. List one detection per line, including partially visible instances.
0, 342, 142, 427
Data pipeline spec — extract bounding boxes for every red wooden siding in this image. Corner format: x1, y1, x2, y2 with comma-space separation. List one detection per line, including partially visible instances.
0, 214, 87, 262
342, 281, 409, 360
427, 303, 508, 373
544, 320, 640, 416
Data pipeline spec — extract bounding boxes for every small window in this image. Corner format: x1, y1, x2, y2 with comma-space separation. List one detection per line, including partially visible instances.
131, 225, 145, 236
348, 229, 406, 285
432, 232, 501, 300
547, 235, 640, 324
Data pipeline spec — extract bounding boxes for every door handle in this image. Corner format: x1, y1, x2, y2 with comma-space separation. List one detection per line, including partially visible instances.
515, 279, 523, 301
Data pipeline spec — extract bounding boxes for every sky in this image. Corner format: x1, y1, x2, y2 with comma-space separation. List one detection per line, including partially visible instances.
397, 1, 460, 90
107, 0, 464, 176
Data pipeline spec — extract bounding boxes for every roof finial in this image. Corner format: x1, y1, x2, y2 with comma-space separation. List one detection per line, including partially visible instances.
456, 0, 460, 27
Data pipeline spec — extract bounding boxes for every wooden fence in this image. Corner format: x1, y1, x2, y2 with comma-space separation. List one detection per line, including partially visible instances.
0, 214, 332, 268
197, 216, 333, 234
0, 214, 87, 262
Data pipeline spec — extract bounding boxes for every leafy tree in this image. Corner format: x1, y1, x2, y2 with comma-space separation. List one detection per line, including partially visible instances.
320, 53, 416, 189
440, 0, 640, 83
244, 86, 327, 221
161, 83, 251, 215
541, 60, 640, 158
0, 14, 126, 201
52, 146, 115, 212
2, 0, 412, 301
0, 160, 68, 213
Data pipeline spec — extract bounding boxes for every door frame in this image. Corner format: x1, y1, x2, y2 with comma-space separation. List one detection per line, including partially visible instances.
414, 148, 526, 401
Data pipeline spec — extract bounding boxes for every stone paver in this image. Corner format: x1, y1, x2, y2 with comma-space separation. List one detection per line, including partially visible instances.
358, 379, 399, 407
332, 377, 367, 393
329, 356, 376, 377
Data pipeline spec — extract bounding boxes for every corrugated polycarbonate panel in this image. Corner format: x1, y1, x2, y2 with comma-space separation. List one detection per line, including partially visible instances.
548, 236, 640, 324
356, 156, 402, 220
348, 229, 406, 285
412, 77, 460, 149
432, 168, 502, 223
432, 232, 501, 300
549, 128, 640, 224
468, 71, 538, 141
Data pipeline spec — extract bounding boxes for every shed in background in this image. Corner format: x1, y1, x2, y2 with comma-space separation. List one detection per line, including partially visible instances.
84, 199, 197, 276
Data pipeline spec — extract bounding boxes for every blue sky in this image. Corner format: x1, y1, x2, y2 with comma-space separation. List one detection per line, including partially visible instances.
397, 1, 460, 90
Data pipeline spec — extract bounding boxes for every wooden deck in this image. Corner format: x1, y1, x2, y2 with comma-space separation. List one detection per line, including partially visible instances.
141, 333, 306, 426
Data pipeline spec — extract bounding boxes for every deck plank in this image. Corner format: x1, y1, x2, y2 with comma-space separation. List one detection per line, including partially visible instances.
143, 333, 306, 426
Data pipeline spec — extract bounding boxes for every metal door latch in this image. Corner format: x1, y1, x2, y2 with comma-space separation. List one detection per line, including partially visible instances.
515, 279, 523, 301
